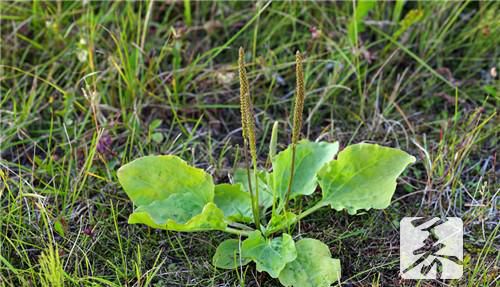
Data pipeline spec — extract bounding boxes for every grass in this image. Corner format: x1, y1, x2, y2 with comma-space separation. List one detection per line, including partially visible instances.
0, 1, 498, 286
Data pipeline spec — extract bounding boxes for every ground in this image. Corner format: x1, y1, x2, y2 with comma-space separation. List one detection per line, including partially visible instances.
0, 1, 498, 287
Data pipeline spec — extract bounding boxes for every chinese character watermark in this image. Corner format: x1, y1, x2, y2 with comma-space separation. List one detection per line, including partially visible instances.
400, 217, 463, 279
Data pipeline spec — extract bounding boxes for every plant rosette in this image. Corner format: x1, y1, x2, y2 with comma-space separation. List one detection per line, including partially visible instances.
117, 50, 416, 287
118, 141, 414, 286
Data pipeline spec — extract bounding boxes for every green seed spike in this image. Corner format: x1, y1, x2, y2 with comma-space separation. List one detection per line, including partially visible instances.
292, 51, 305, 145
238, 47, 249, 140
284, 51, 305, 209
238, 47, 260, 230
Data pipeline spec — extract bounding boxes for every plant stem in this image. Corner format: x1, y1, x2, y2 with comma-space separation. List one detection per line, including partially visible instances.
243, 139, 260, 230
252, 159, 260, 230
265, 201, 326, 237
228, 222, 255, 231
224, 227, 254, 237
283, 143, 296, 210
296, 201, 326, 221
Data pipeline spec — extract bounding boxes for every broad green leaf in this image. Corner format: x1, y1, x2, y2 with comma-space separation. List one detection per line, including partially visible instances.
118, 155, 226, 231
213, 239, 251, 269
242, 231, 297, 278
265, 212, 297, 236
318, 143, 415, 214
128, 202, 226, 231
118, 155, 213, 205
234, 169, 273, 210
278, 238, 341, 287
272, 141, 339, 206
214, 184, 253, 223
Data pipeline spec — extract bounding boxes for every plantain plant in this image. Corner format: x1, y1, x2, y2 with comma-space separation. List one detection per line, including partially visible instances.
117, 48, 415, 287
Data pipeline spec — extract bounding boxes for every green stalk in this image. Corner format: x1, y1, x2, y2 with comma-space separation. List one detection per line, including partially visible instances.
246, 92, 260, 230
224, 227, 254, 237
269, 121, 279, 215
243, 139, 259, 229
264, 201, 327, 237
296, 201, 325, 221
251, 153, 260, 230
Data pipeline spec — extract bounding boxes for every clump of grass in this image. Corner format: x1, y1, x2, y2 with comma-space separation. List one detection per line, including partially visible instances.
38, 245, 64, 287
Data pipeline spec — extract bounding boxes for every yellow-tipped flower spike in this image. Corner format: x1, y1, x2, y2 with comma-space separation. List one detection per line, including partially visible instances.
292, 51, 305, 145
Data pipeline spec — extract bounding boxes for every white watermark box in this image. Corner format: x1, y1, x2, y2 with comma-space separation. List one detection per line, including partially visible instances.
400, 217, 463, 279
